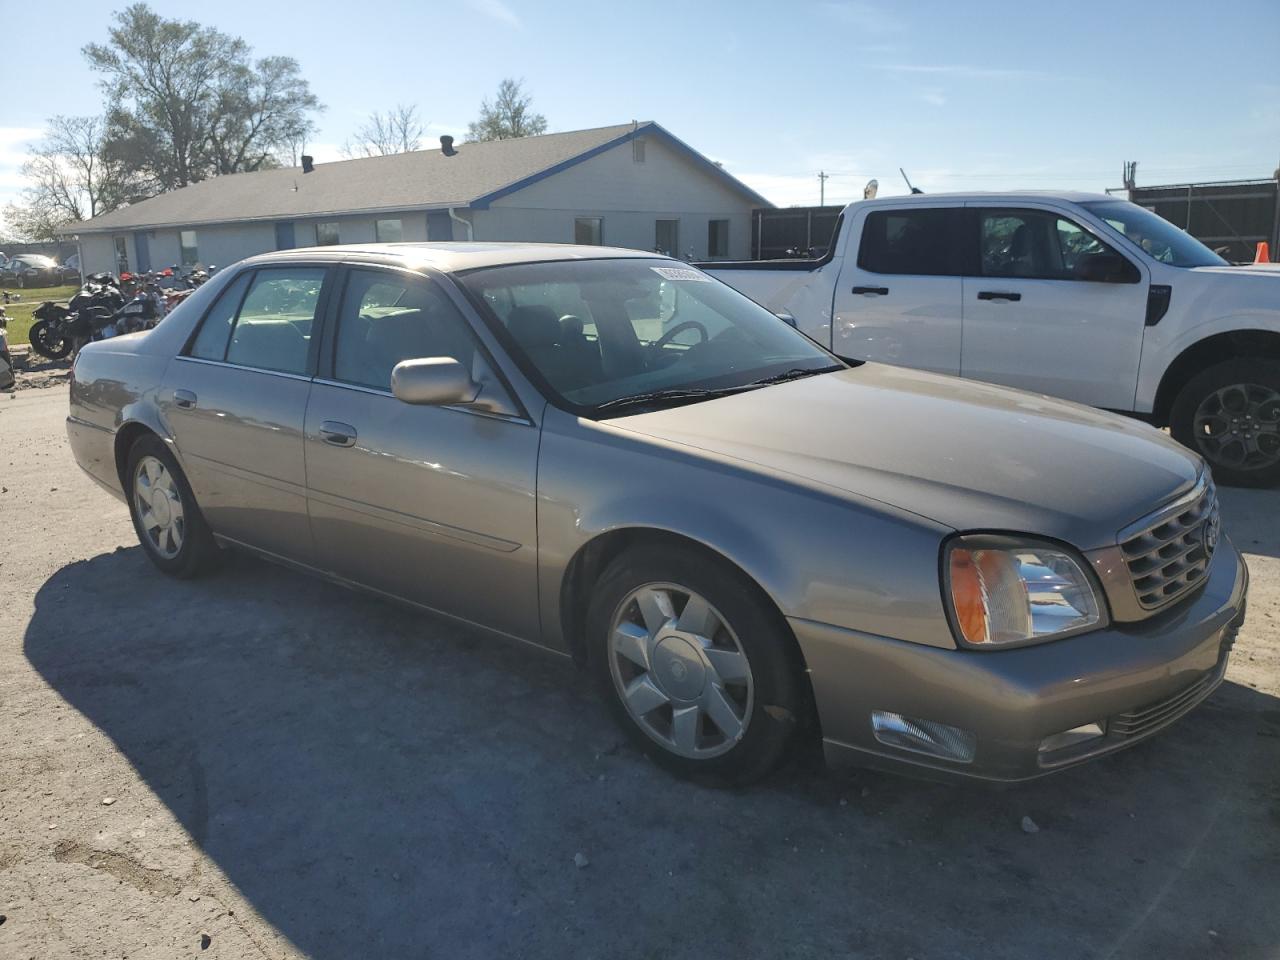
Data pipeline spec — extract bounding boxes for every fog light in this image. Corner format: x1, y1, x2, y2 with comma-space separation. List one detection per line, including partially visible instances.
1038, 722, 1105, 755
871, 711, 976, 763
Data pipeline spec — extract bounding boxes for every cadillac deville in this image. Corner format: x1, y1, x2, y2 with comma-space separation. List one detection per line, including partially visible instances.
66, 243, 1248, 784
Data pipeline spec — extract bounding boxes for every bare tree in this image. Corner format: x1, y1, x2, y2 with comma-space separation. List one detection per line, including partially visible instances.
344, 104, 426, 158
467, 78, 547, 142
2, 116, 144, 241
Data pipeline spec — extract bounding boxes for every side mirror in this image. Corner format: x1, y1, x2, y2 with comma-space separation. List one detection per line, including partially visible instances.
391, 357, 479, 406
775, 312, 798, 328
1075, 252, 1136, 283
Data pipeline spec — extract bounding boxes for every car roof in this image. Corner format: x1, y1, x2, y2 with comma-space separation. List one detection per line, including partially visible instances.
238, 242, 665, 273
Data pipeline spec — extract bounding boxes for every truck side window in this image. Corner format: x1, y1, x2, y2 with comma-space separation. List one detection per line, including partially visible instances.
858, 209, 962, 276
979, 208, 1132, 281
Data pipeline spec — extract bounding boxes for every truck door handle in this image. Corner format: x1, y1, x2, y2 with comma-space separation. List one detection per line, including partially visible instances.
852, 286, 889, 296
174, 389, 197, 409
977, 291, 1022, 302
319, 421, 357, 447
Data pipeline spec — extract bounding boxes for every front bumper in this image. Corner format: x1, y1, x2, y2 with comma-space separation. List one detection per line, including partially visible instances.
791, 538, 1248, 782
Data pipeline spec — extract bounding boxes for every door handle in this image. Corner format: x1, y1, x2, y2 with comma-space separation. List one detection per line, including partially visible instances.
977, 291, 1022, 302
319, 421, 357, 447
174, 389, 197, 409
852, 286, 889, 296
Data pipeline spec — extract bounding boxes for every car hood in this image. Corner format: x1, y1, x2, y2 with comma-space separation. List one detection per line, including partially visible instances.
608, 364, 1202, 550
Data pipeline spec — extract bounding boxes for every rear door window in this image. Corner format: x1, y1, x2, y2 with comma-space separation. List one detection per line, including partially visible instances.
223, 268, 326, 374
189, 272, 252, 361
857, 208, 964, 275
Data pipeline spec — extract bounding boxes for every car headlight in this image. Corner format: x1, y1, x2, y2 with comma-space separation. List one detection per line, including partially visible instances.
944, 535, 1107, 648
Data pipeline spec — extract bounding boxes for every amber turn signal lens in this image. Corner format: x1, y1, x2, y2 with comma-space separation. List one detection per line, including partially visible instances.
949, 548, 989, 644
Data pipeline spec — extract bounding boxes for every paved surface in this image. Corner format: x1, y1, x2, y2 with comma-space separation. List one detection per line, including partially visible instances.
2, 384, 1278, 960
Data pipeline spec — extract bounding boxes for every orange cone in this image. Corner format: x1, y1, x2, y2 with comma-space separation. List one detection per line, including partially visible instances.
1256, 241, 1272, 264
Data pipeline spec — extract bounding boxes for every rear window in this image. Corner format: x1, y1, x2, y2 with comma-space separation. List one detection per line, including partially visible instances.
858, 208, 964, 276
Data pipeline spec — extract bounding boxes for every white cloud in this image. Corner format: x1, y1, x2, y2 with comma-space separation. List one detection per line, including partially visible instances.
918, 89, 947, 107
465, 0, 521, 28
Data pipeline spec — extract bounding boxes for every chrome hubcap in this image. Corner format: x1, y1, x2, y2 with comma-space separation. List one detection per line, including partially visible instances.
1193, 382, 1280, 471
133, 455, 185, 559
608, 583, 754, 760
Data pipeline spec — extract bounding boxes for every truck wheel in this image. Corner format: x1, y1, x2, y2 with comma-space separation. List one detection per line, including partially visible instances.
586, 544, 804, 785
1171, 358, 1280, 487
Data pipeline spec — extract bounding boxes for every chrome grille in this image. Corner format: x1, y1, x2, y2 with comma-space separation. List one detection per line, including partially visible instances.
1118, 478, 1219, 611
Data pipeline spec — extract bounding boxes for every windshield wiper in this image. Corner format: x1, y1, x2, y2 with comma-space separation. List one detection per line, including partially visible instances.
595, 365, 845, 415
744, 364, 844, 387
595, 385, 752, 414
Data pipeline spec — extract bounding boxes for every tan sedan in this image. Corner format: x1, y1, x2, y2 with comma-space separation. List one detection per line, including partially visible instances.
67, 243, 1247, 783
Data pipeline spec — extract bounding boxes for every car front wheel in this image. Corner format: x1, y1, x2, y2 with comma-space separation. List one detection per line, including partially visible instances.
586, 544, 804, 784
1171, 358, 1280, 487
126, 435, 220, 577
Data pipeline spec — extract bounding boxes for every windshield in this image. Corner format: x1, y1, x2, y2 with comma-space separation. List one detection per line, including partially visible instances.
1079, 200, 1227, 267
458, 258, 842, 416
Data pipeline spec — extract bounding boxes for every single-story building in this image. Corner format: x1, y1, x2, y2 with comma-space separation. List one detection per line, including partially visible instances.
59, 121, 771, 274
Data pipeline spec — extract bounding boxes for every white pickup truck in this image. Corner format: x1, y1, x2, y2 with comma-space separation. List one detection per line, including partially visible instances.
703, 191, 1280, 485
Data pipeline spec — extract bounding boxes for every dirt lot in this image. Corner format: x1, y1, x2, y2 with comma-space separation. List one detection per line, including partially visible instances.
1, 383, 1278, 960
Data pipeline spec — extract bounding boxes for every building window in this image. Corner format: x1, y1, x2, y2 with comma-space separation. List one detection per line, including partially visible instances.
633, 138, 646, 163
375, 218, 403, 243
708, 219, 729, 258
113, 236, 129, 273
574, 217, 603, 246
316, 221, 340, 246
655, 219, 679, 257
180, 230, 199, 266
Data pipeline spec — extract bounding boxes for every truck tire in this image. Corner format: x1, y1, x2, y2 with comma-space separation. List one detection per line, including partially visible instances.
1170, 358, 1280, 487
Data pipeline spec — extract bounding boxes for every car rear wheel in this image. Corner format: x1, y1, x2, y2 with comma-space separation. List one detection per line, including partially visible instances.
126, 435, 220, 577
586, 544, 804, 785
1171, 358, 1280, 487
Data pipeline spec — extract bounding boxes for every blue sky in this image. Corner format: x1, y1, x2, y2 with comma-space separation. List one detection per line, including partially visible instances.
2, 0, 1277, 220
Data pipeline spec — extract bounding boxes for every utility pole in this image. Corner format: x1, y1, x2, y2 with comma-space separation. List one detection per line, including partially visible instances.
818, 170, 829, 206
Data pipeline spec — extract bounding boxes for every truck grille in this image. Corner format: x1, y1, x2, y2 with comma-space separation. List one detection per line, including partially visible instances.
1119, 478, 1219, 611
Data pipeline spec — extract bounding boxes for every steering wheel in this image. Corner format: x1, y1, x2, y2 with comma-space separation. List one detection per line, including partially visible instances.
653, 320, 709, 350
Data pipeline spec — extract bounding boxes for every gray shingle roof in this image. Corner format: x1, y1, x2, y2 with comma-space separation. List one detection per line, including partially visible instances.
61, 122, 769, 234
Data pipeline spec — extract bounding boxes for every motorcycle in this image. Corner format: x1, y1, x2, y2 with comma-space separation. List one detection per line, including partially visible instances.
28, 274, 131, 360
0, 305, 14, 390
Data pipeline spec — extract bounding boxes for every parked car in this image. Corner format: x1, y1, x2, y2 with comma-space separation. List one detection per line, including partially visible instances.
702, 192, 1280, 487
66, 244, 1247, 784
1, 254, 65, 288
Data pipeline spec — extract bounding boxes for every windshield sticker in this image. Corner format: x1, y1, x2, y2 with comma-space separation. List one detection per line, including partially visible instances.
651, 266, 711, 282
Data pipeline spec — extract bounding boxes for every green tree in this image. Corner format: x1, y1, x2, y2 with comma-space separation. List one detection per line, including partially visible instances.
83, 4, 321, 190
467, 78, 547, 142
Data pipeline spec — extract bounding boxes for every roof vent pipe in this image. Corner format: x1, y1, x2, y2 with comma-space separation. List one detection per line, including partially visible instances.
301, 155, 314, 174
440, 136, 457, 157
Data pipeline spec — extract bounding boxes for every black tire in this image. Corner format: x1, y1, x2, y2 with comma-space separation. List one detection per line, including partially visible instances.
586, 544, 805, 785
28, 319, 72, 360
1170, 358, 1280, 488
125, 434, 220, 578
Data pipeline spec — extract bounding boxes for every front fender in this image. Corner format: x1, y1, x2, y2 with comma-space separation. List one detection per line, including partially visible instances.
535, 407, 956, 653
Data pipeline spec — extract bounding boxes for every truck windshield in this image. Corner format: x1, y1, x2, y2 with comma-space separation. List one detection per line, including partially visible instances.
1079, 200, 1227, 268
458, 258, 842, 417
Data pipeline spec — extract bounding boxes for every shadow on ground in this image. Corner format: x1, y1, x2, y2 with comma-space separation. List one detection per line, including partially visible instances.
24, 548, 1280, 960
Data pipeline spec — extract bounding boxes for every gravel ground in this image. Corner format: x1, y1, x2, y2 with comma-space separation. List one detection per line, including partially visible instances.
1, 384, 1278, 960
